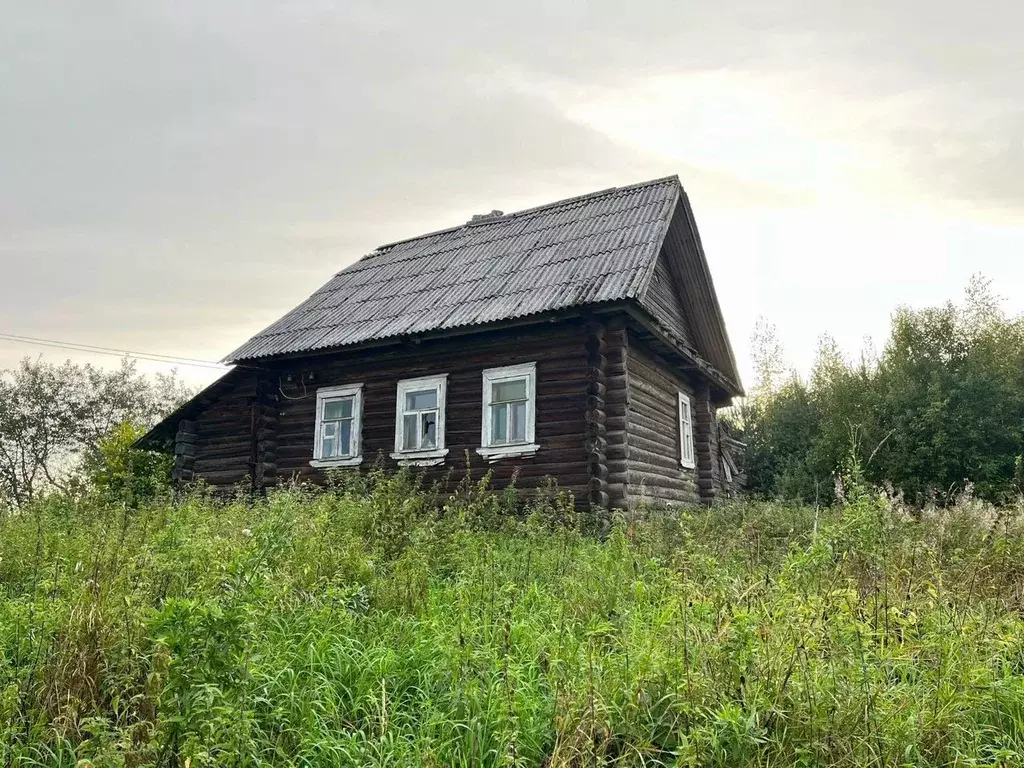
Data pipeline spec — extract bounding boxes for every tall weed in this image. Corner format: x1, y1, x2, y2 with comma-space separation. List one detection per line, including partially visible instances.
2, 475, 1024, 765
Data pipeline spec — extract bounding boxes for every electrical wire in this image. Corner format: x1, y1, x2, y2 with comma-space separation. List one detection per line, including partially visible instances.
0, 332, 250, 371
278, 373, 313, 401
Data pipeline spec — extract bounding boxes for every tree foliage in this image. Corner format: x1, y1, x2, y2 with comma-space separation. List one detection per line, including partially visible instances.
743, 276, 1024, 504
0, 357, 191, 508
82, 421, 175, 508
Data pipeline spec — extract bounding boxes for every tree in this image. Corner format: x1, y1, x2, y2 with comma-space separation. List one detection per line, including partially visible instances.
743, 276, 1024, 504
872, 278, 1024, 501
0, 357, 191, 507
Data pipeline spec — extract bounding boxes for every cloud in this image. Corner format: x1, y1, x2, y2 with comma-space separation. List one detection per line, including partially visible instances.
1, 0, 1022, 386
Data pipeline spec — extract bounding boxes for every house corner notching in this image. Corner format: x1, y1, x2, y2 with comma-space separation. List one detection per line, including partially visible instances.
584, 318, 610, 512
139, 174, 745, 508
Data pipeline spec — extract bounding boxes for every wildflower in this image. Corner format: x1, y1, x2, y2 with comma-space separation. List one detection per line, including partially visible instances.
242, 528, 252, 538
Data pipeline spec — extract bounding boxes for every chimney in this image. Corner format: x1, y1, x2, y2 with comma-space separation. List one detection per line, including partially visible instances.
467, 209, 504, 224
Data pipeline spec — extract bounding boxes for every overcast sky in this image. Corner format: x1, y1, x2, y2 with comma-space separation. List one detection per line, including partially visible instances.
2, 0, 1022, 389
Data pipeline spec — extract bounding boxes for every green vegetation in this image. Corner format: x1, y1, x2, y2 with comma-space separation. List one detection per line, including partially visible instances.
3, 469, 1024, 767
739, 276, 1024, 505
0, 357, 189, 509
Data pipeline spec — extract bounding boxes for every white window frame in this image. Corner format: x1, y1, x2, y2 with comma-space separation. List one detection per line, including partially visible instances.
391, 374, 449, 466
477, 362, 539, 462
678, 392, 696, 469
310, 384, 364, 468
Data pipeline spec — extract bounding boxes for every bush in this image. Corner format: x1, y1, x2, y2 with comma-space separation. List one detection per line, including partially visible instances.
83, 422, 173, 507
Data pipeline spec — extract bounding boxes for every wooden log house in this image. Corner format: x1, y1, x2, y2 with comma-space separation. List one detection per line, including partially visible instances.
139, 176, 745, 508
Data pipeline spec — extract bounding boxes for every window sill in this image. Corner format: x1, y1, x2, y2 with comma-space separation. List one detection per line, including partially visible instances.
390, 448, 449, 467
310, 456, 364, 469
476, 444, 541, 463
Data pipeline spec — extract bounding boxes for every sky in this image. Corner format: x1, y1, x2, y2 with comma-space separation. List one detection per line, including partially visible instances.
2, 0, 1022, 390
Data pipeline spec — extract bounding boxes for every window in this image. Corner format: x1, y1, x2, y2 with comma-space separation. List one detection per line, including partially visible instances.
311, 384, 363, 468
392, 374, 449, 466
678, 392, 695, 469
478, 362, 539, 461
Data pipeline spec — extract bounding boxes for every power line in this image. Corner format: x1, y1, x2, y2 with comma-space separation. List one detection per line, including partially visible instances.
0, 332, 245, 371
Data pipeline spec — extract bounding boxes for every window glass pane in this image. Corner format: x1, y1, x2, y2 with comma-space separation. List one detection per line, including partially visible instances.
492, 378, 527, 403
339, 420, 352, 457
322, 419, 337, 457
490, 403, 507, 444
510, 401, 527, 443
323, 398, 352, 421
422, 411, 436, 448
405, 389, 437, 411
403, 414, 418, 450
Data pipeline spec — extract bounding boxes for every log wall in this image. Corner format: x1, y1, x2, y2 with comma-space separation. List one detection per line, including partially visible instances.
183, 321, 591, 504
583, 319, 610, 512
191, 374, 258, 488
253, 372, 279, 490
624, 337, 701, 507
177, 317, 724, 509
693, 379, 718, 504
172, 420, 197, 483
604, 318, 630, 509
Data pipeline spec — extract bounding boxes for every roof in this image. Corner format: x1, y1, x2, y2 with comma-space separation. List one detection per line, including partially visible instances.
226, 176, 681, 362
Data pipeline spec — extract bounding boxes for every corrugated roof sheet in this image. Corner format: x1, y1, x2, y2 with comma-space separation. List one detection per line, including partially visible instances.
226, 176, 680, 362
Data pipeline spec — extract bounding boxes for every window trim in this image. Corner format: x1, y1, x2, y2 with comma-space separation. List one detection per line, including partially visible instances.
310, 384, 364, 468
678, 392, 695, 469
477, 362, 539, 462
391, 374, 449, 466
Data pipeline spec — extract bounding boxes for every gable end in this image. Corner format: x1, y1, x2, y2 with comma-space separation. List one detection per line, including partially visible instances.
636, 193, 743, 396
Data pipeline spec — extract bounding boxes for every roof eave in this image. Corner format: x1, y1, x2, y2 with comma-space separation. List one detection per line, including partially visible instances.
132, 369, 245, 451
613, 303, 745, 398
225, 303, 626, 366
225, 298, 743, 398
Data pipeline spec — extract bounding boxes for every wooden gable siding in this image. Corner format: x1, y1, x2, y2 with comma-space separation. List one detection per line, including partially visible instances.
641, 250, 696, 349
622, 334, 722, 507
186, 321, 592, 503
660, 195, 739, 390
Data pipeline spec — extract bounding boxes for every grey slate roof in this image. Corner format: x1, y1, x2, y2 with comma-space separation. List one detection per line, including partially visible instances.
226, 176, 681, 362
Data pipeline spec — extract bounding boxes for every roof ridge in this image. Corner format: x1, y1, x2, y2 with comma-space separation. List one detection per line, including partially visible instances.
368, 174, 680, 254
339, 190, 673, 276
628, 183, 682, 302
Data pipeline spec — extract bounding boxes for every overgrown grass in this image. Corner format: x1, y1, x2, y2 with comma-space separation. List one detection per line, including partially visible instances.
2, 471, 1024, 766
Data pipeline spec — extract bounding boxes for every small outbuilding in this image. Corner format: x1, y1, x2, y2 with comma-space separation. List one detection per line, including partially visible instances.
140, 175, 744, 508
